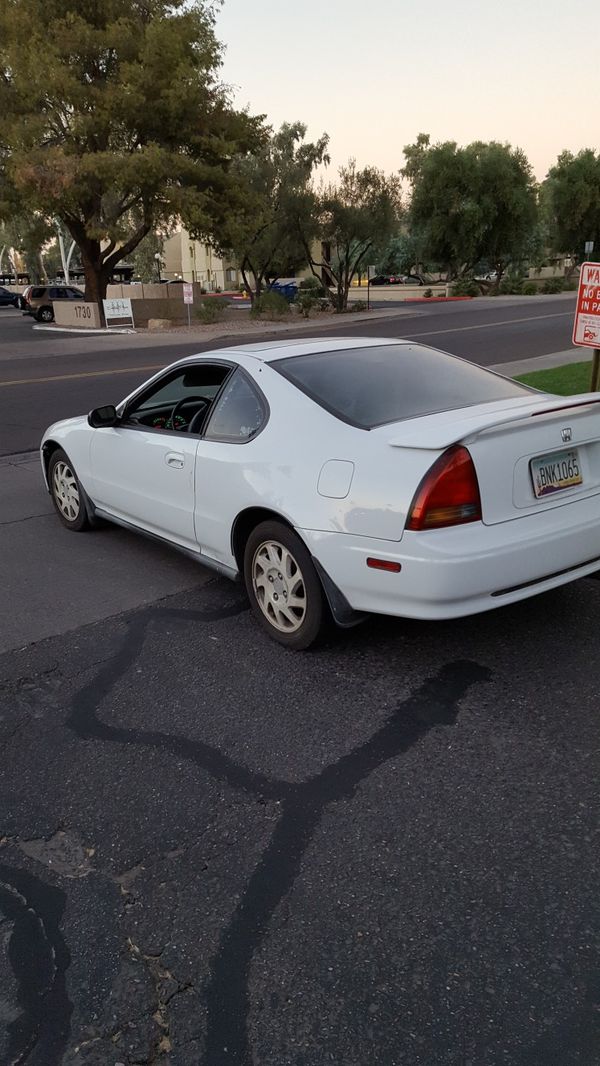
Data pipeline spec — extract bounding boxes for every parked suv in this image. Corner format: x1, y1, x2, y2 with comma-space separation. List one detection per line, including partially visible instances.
23, 284, 84, 322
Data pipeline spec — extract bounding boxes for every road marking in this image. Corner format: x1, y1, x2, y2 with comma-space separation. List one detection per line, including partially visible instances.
401, 311, 572, 339
0, 364, 164, 388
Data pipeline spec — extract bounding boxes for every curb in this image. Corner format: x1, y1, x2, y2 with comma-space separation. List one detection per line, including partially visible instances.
32, 325, 136, 335
397, 296, 472, 304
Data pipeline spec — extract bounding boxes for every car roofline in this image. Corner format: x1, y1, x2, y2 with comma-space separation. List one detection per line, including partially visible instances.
166, 337, 412, 368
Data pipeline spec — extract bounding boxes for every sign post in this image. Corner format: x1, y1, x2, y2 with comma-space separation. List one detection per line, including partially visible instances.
182, 282, 193, 328
367, 264, 377, 311
572, 262, 600, 390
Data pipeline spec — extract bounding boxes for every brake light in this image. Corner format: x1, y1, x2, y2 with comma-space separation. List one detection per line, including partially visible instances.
407, 446, 481, 531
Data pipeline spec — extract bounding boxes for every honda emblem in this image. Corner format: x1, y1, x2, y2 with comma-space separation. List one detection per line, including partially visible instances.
561, 427, 572, 443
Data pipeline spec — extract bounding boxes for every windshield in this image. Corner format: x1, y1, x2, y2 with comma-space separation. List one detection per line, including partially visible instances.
272, 344, 534, 429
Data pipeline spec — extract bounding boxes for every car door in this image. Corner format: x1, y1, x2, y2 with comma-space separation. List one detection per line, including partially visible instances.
49, 287, 68, 302
88, 362, 232, 549
192, 369, 269, 566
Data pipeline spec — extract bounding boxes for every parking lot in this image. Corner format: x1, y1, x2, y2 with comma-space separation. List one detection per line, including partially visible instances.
1, 297, 599, 1065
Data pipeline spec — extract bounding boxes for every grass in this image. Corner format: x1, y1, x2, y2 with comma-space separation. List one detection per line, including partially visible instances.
515, 361, 593, 395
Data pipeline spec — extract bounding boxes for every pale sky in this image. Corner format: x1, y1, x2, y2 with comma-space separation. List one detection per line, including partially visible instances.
215, 0, 597, 183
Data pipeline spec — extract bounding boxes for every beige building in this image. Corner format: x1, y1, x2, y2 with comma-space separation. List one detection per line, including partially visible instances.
162, 228, 239, 290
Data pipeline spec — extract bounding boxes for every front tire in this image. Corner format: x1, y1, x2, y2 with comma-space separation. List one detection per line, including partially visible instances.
48, 449, 91, 531
243, 521, 327, 650
37, 306, 54, 322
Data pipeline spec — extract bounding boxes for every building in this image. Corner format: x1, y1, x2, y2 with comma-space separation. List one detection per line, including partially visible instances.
162, 229, 239, 290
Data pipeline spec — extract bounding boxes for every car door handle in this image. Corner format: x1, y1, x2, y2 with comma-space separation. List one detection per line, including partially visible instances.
165, 451, 185, 469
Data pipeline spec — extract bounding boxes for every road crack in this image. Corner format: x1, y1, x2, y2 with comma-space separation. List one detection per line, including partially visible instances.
62, 596, 489, 1064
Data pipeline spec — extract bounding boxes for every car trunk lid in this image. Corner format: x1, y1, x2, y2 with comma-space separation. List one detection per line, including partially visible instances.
386, 393, 600, 526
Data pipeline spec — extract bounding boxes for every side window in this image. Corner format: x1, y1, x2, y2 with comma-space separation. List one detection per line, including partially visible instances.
50, 288, 66, 300
68, 288, 84, 299
204, 370, 267, 442
125, 363, 232, 431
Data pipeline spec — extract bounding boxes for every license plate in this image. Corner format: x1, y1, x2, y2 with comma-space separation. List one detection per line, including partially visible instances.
530, 448, 582, 498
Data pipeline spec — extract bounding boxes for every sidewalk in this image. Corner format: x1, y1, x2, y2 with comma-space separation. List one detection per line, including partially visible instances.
490, 347, 590, 377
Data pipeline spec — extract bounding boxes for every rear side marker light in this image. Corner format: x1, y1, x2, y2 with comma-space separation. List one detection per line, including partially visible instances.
407, 445, 482, 531
367, 557, 402, 573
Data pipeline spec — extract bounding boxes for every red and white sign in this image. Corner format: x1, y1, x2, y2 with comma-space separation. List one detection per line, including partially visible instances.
182, 283, 194, 305
573, 262, 600, 348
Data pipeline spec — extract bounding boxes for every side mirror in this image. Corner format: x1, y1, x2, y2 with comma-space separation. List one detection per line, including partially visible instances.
88, 405, 118, 428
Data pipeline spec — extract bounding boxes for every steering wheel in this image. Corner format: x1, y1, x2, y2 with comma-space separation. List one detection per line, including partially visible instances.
187, 403, 210, 435
168, 396, 208, 431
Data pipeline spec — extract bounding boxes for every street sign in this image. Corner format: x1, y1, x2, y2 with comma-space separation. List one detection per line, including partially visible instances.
102, 297, 134, 330
585, 241, 595, 255
572, 262, 600, 348
182, 282, 194, 327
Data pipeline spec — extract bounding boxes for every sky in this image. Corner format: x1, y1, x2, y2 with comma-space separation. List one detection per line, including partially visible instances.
215, 0, 598, 183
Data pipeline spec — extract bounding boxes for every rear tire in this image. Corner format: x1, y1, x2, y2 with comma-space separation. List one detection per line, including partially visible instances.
243, 521, 327, 649
48, 448, 92, 531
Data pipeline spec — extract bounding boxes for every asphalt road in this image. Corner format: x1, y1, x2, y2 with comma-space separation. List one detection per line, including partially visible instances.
0, 293, 577, 455
2, 291, 600, 1065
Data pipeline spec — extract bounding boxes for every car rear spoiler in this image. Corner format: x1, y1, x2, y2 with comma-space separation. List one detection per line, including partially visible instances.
388, 394, 600, 451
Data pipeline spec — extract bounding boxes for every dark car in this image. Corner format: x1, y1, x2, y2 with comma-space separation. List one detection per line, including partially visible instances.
0, 286, 18, 308
368, 274, 400, 286
22, 284, 85, 322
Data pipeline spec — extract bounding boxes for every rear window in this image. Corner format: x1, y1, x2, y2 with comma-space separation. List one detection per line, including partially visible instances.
272, 344, 534, 429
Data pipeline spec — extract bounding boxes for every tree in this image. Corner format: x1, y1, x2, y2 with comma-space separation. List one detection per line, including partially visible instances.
299, 161, 402, 312
0, 212, 54, 282
403, 135, 538, 284
0, 1, 262, 313
130, 229, 168, 283
378, 232, 425, 276
210, 122, 329, 304
543, 149, 600, 264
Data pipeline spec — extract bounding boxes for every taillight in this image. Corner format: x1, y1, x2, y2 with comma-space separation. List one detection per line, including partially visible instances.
407, 446, 481, 531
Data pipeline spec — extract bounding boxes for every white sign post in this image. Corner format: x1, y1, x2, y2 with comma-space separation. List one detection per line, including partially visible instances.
102, 297, 135, 331
183, 282, 193, 328
573, 261, 600, 390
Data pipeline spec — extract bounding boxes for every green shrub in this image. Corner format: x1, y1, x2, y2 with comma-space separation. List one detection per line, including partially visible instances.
499, 276, 524, 295
423, 288, 433, 298
295, 290, 320, 318
299, 276, 325, 296
542, 277, 564, 294
522, 282, 537, 295
352, 300, 367, 312
450, 277, 479, 297
251, 290, 290, 318
195, 299, 226, 324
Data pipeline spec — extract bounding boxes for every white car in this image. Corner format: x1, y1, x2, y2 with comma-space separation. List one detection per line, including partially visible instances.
41, 338, 600, 649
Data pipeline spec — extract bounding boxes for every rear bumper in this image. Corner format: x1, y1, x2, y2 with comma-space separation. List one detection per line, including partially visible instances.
299, 495, 600, 620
